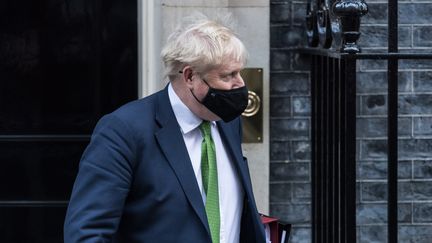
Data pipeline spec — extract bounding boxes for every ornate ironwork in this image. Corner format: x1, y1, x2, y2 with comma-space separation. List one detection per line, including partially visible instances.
306, 0, 367, 52
306, 2, 319, 47
317, 4, 333, 48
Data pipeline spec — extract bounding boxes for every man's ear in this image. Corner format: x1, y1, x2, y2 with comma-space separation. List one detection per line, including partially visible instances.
181, 66, 194, 87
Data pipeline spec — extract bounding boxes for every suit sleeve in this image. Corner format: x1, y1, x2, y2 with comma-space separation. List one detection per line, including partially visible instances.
64, 114, 136, 243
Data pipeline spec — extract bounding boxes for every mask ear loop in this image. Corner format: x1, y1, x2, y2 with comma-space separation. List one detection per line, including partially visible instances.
200, 78, 211, 88
190, 88, 203, 103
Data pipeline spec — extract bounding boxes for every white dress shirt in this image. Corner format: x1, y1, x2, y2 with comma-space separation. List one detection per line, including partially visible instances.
168, 84, 244, 243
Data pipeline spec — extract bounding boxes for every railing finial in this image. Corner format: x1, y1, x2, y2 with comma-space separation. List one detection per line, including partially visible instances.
332, 0, 368, 53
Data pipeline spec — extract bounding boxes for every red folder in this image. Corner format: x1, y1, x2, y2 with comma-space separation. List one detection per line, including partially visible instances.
260, 214, 279, 243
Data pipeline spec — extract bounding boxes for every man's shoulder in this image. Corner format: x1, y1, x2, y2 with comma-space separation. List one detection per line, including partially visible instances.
94, 89, 167, 133
112, 89, 165, 118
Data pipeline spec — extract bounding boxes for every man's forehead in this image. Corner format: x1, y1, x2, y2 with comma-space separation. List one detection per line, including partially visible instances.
215, 61, 243, 73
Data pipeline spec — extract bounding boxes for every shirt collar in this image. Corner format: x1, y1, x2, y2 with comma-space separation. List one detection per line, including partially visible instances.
168, 83, 204, 134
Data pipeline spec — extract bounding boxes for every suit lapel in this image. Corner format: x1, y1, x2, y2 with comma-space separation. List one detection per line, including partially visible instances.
154, 87, 210, 235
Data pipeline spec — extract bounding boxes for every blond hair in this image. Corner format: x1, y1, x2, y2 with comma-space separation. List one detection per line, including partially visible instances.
161, 13, 247, 81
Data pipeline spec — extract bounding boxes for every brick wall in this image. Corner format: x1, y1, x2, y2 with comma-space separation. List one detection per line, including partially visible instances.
357, 1, 432, 241
270, 0, 432, 242
270, 0, 311, 242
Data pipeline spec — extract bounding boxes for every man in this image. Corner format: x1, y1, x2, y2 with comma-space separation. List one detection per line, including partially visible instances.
64, 14, 266, 243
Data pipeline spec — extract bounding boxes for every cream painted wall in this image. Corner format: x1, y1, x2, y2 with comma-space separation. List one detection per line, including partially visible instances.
138, 0, 269, 214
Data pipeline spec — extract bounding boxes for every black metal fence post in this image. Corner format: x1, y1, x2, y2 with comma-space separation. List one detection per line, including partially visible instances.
387, 0, 399, 242
343, 56, 357, 243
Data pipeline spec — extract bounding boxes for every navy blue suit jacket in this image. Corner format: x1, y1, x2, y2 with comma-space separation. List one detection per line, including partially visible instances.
64, 86, 266, 243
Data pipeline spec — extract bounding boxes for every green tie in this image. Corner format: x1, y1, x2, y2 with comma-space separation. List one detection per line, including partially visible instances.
200, 121, 220, 243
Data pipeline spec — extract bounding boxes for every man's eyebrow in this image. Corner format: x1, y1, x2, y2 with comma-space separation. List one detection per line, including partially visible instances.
220, 69, 241, 76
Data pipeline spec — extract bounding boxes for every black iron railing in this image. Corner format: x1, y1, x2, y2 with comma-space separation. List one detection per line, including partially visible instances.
302, 0, 432, 242
307, 51, 357, 243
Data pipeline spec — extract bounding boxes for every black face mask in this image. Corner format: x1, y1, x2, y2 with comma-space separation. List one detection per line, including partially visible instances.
191, 79, 249, 122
